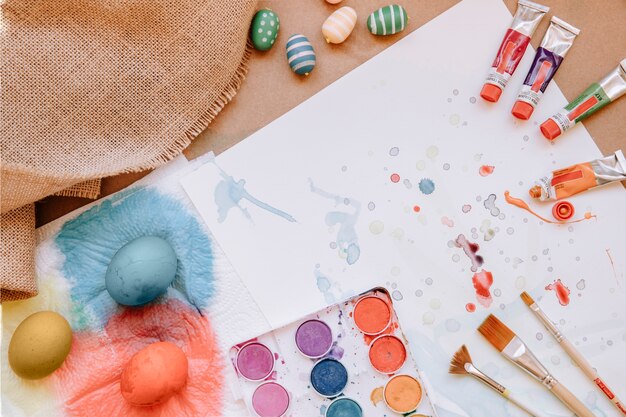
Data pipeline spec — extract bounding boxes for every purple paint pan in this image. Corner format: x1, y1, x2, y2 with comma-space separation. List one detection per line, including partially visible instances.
236, 342, 275, 381
295, 319, 333, 358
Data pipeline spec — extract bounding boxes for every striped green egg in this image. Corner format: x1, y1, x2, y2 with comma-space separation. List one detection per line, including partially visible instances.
250, 9, 280, 51
286, 34, 316, 75
367, 4, 408, 36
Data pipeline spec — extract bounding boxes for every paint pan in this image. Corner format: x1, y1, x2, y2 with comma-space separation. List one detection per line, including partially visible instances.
310, 358, 349, 398
383, 374, 423, 414
236, 342, 275, 381
368, 334, 407, 374
251, 381, 290, 417
295, 319, 333, 358
325, 397, 363, 417
353, 295, 392, 335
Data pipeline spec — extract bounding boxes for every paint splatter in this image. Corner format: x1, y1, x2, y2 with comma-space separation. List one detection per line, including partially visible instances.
390, 173, 400, 183
426, 145, 439, 159
369, 220, 384, 235
415, 160, 426, 170
483, 194, 501, 217
455, 234, 484, 272
418, 178, 435, 195
445, 319, 461, 332
403, 178, 413, 189
472, 270, 494, 308
545, 279, 571, 306
606, 249, 619, 286
213, 163, 296, 223
449, 114, 460, 126
389, 147, 399, 156
504, 191, 596, 224
441, 216, 454, 227
413, 205, 421, 213
392, 290, 403, 301
465, 303, 476, 312
422, 312, 435, 325
469, 96, 477, 104
309, 179, 361, 265
443, 163, 450, 170
370, 387, 384, 406
576, 279, 586, 290
462, 204, 471, 213
515, 276, 526, 289
368, 202, 376, 211
479, 165, 495, 177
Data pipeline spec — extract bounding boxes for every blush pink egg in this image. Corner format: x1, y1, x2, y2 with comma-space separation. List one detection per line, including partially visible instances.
121, 341, 188, 406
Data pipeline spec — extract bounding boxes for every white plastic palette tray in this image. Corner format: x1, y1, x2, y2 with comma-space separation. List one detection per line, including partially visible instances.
229, 288, 436, 417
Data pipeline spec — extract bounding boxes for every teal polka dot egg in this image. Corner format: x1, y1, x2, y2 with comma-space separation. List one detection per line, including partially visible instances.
286, 34, 316, 76
250, 9, 280, 51
105, 236, 178, 306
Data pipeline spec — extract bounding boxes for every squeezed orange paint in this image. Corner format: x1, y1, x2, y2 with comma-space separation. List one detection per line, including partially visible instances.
504, 191, 595, 224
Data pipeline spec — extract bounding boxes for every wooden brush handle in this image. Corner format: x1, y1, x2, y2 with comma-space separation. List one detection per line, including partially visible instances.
551, 381, 596, 417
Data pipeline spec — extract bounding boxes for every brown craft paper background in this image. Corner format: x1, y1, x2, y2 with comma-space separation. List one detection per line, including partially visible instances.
38, 0, 625, 226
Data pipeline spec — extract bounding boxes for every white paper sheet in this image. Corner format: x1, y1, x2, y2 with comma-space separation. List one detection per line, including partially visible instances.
181, 0, 626, 415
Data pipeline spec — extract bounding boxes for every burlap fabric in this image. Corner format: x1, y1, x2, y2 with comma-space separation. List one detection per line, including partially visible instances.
1, 0, 258, 301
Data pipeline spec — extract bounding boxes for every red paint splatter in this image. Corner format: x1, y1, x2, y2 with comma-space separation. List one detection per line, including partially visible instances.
545, 279, 571, 306
53, 299, 223, 417
472, 269, 494, 308
441, 216, 454, 227
479, 165, 495, 176
465, 303, 476, 313
413, 205, 421, 212
455, 234, 484, 272
390, 173, 400, 183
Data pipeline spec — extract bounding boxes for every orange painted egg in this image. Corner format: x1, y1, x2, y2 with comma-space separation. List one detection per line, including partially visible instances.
121, 341, 188, 406
322, 7, 357, 44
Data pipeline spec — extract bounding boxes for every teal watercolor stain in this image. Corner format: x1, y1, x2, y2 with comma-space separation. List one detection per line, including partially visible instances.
309, 179, 361, 265
419, 178, 435, 195
212, 162, 296, 223
55, 187, 215, 330
315, 268, 336, 304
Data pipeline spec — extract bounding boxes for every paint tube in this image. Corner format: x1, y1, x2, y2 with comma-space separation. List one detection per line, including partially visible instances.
511, 17, 580, 120
529, 150, 626, 201
540, 59, 626, 140
480, 0, 549, 103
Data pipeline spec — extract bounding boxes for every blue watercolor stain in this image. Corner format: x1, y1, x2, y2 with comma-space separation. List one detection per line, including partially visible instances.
55, 187, 214, 330
315, 268, 336, 304
419, 178, 436, 195
309, 179, 360, 265
212, 162, 296, 223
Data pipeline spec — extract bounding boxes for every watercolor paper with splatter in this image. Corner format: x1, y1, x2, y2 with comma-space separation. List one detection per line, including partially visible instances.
182, 0, 626, 416
1, 157, 268, 417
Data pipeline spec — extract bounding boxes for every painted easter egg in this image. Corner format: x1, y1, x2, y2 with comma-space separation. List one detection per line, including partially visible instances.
286, 34, 316, 75
9, 311, 72, 379
105, 236, 178, 306
325, 0, 343, 4
322, 7, 357, 44
367, 5, 408, 36
250, 9, 280, 51
121, 341, 188, 406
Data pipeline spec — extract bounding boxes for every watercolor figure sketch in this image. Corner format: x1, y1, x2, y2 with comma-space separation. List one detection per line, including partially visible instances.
181, 0, 626, 416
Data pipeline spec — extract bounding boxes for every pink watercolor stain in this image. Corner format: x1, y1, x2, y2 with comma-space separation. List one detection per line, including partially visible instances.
53, 299, 224, 417
545, 279, 571, 306
472, 269, 494, 308
479, 165, 495, 177
441, 216, 454, 227
455, 234, 484, 272
465, 303, 476, 313
390, 173, 400, 183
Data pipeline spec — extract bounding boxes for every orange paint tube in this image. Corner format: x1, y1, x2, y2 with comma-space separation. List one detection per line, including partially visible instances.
529, 151, 626, 201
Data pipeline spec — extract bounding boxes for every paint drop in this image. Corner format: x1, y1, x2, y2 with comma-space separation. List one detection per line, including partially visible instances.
422, 312, 435, 325
472, 270, 494, 308
403, 178, 413, 189
441, 216, 454, 227
483, 194, 501, 217
453, 89, 459, 96
445, 319, 461, 333
426, 146, 439, 160
536, 332, 543, 341
368, 202, 376, 211
413, 205, 420, 213
462, 204, 471, 213
452, 254, 460, 262
443, 163, 450, 171
370, 387, 384, 406
493, 288, 501, 297
392, 290, 403, 301
390, 173, 400, 183
455, 234, 484, 272
418, 178, 435, 195
479, 165, 495, 177
469, 96, 477, 104
449, 114, 460, 126
415, 290, 423, 297
465, 303, 476, 312
389, 147, 399, 156
369, 221, 384, 235
576, 279, 585, 290
415, 160, 426, 170
429, 299, 442, 310
515, 276, 526, 289
506, 227, 514, 235
545, 279, 571, 306
425, 277, 433, 286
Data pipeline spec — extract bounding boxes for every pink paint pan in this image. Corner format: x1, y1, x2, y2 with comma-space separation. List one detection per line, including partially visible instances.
235, 341, 275, 382
252, 381, 290, 417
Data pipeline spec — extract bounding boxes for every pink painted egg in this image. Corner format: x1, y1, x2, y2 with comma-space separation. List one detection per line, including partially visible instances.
121, 341, 188, 406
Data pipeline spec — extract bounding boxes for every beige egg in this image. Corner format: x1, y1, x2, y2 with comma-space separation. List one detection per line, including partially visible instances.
322, 6, 357, 44
9, 311, 73, 379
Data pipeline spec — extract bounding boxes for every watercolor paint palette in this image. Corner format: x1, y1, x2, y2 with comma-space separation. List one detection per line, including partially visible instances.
229, 288, 435, 417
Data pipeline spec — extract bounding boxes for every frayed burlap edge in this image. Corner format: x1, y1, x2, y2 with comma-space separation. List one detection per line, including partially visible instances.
54, 179, 102, 199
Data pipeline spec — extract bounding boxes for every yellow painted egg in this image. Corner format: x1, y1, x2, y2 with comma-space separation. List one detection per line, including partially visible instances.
322, 6, 357, 44
121, 341, 188, 406
8, 311, 73, 379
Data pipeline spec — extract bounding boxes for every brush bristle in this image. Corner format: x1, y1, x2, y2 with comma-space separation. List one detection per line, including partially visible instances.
478, 314, 515, 352
449, 345, 472, 375
520, 291, 535, 306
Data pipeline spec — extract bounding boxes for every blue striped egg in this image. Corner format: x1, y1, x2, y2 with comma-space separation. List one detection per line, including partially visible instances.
286, 34, 316, 76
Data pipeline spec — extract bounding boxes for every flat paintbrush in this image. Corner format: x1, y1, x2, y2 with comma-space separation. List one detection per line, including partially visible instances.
478, 314, 596, 417
521, 292, 626, 415
449, 345, 550, 417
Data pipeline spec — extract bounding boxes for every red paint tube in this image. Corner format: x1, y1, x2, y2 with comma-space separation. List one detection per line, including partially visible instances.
481, 0, 549, 103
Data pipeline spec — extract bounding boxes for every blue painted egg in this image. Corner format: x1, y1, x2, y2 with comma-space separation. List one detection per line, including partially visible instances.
286, 34, 316, 76
105, 236, 178, 306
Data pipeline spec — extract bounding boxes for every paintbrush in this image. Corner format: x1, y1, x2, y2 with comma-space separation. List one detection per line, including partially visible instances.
521, 292, 626, 415
478, 314, 596, 417
449, 345, 550, 417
